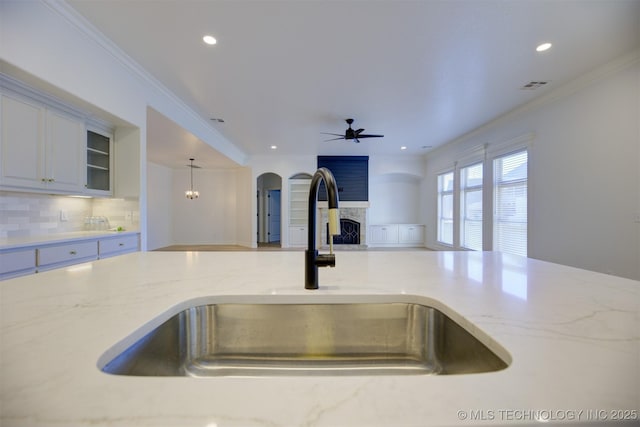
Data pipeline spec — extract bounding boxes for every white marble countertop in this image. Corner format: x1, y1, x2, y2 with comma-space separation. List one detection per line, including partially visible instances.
1, 251, 638, 426
0, 230, 140, 250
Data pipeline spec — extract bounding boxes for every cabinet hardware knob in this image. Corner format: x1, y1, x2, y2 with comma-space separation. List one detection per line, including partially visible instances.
119, 243, 124, 246
69, 250, 77, 255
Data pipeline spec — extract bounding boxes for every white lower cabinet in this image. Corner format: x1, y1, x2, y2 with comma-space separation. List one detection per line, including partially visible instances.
37, 240, 98, 272
0, 248, 37, 280
369, 225, 399, 245
398, 225, 425, 246
98, 234, 139, 258
369, 224, 425, 247
289, 226, 308, 247
1, 232, 141, 280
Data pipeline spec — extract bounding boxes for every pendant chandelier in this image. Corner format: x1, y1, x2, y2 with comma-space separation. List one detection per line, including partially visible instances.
185, 158, 200, 199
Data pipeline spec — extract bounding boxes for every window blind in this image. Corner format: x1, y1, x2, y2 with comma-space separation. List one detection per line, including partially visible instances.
493, 150, 528, 257
460, 162, 483, 250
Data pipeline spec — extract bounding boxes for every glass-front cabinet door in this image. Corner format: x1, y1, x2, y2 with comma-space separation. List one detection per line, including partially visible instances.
86, 130, 112, 195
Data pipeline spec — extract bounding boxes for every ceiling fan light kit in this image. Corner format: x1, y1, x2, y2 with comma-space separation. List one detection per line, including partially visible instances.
322, 118, 384, 143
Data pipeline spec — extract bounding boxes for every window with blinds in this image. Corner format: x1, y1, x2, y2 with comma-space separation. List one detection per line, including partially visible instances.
493, 150, 528, 256
460, 162, 483, 250
437, 171, 454, 245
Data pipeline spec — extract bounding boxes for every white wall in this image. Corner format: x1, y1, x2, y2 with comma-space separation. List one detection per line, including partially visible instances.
234, 167, 254, 248
146, 163, 253, 249
146, 162, 173, 250
368, 156, 424, 224
171, 168, 239, 245
369, 174, 421, 224
424, 55, 640, 280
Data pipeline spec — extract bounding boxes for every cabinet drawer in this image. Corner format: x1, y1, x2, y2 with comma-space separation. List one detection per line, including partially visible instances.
38, 241, 98, 267
99, 235, 139, 257
0, 248, 37, 276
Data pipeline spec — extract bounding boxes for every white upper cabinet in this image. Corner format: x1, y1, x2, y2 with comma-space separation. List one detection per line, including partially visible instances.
1, 94, 44, 188
1, 92, 84, 194
45, 108, 84, 192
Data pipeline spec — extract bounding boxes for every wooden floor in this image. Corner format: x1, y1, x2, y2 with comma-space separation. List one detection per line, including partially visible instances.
153, 243, 298, 252
153, 243, 430, 252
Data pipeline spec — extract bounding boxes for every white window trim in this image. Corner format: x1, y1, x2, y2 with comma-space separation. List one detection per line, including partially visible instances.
456, 143, 487, 170
485, 132, 534, 159
431, 134, 533, 254
460, 161, 484, 251
436, 169, 455, 247
488, 134, 533, 256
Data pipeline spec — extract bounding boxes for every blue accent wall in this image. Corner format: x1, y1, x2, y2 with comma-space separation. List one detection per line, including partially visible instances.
317, 156, 369, 201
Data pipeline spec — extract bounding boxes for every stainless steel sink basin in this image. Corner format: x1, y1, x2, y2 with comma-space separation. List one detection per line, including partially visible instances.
99, 296, 509, 377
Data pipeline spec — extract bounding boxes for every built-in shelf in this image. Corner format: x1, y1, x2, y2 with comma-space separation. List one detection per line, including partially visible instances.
87, 164, 109, 171
289, 178, 311, 246
87, 147, 109, 156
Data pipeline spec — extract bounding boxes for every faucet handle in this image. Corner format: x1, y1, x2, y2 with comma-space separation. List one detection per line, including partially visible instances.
315, 253, 336, 268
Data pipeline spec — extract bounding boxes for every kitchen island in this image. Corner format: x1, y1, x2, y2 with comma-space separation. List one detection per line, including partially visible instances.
0, 251, 638, 426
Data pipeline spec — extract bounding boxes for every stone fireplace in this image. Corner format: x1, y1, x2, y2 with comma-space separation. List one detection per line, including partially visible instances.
319, 202, 368, 249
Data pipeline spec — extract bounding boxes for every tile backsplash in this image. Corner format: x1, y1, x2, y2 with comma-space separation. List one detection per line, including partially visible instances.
0, 191, 139, 239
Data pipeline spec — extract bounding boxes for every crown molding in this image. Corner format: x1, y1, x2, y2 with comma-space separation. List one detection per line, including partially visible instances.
43, 0, 161, 95
425, 48, 640, 160
41, 0, 247, 164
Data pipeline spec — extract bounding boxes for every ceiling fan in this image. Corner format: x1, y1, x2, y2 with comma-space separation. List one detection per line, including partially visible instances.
322, 118, 384, 143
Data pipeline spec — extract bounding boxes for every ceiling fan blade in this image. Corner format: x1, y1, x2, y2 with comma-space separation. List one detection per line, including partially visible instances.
320, 132, 344, 137
355, 128, 365, 134
356, 134, 384, 138
323, 137, 345, 142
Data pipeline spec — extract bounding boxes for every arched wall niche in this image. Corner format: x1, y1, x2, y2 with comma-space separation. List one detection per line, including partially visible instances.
369, 172, 421, 224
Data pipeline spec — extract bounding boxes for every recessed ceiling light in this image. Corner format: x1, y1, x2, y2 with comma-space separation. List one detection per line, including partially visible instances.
400, 146, 407, 150
270, 145, 277, 150
203, 35, 217, 45
536, 42, 552, 52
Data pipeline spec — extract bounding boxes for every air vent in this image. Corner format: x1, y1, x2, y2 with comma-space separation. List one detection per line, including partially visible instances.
520, 81, 549, 90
